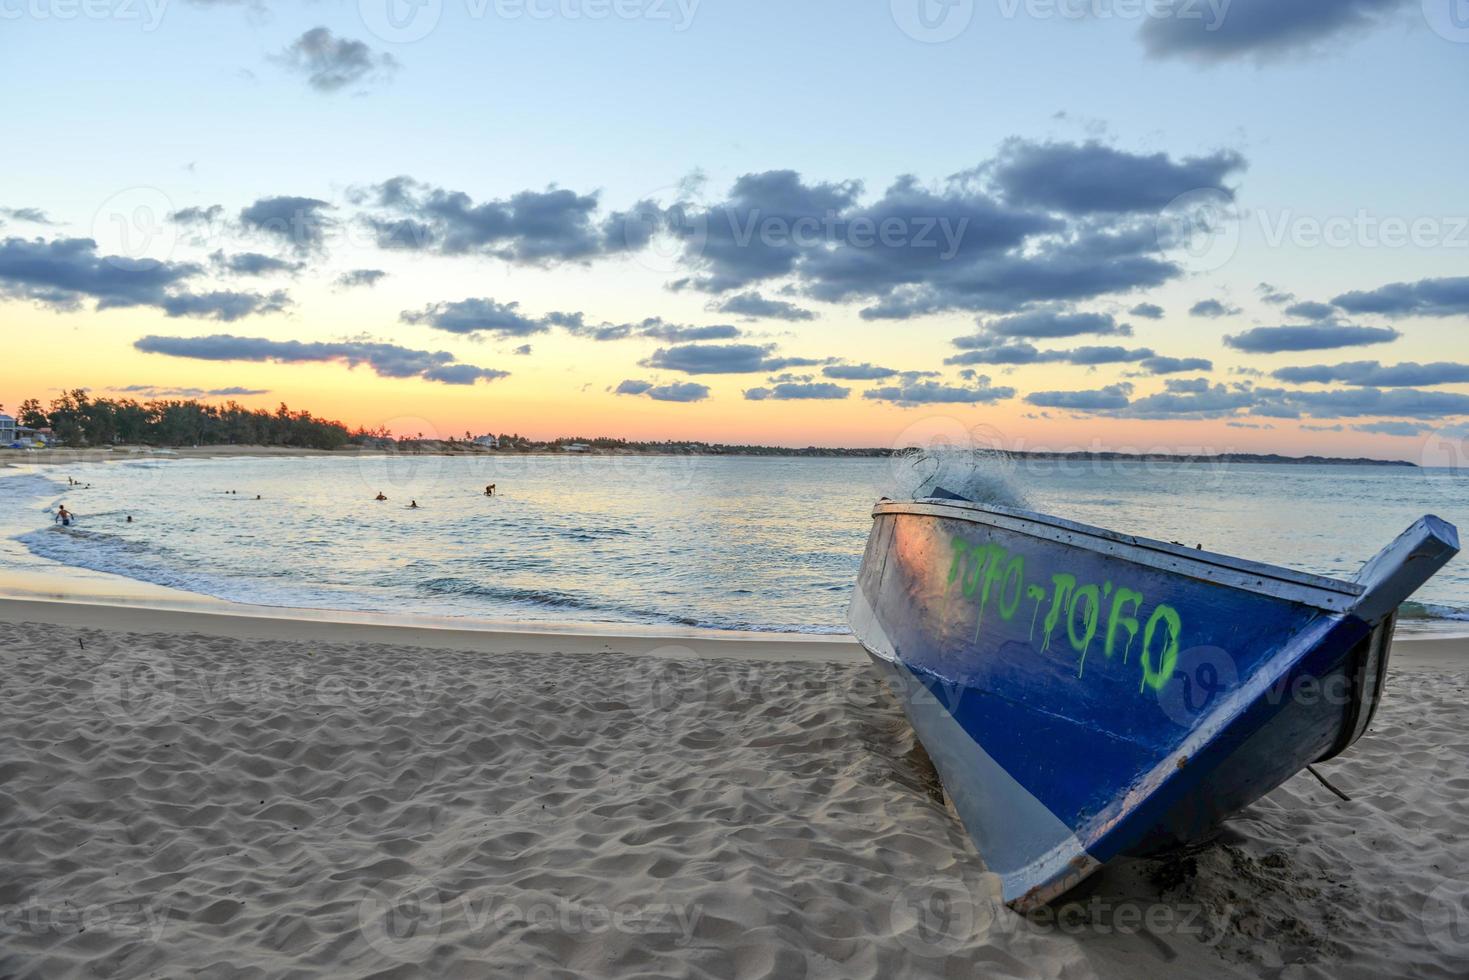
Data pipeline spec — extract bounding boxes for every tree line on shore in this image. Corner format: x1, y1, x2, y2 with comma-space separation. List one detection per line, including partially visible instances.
7, 390, 362, 450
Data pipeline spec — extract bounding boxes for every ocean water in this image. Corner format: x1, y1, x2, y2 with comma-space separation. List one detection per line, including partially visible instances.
1, 453, 1466, 632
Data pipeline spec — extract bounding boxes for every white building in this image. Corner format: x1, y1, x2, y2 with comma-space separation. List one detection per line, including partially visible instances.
0, 414, 16, 444
473, 434, 499, 448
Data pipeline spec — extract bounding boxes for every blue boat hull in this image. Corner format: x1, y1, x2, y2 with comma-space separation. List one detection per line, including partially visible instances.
848, 499, 1458, 908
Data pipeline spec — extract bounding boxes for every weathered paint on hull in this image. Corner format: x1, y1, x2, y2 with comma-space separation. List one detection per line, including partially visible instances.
849, 500, 1458, 909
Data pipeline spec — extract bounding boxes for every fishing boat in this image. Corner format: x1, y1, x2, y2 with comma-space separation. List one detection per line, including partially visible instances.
848, 492, 1458, 910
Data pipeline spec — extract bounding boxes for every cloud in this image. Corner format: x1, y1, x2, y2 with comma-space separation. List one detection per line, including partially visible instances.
112, 385, 271, 398
613, 378, 710, 402
988, 139, 1245, 215
134, 334, 507, 385
944, 340, 1156, 367
1026, 383, 1135, 411
642, 343, 822, 375
970, 309, 1131, 340
0, 207, 54, 225
1353, 421, 1430, 437
744, 382, 850, 400
1331, 276, 1469, 318
402, 298, 552, 338
862, 376, 1016, 406
1021, 378, 1469, 422
1272, 361, 1469, 387
275, 28, 399, 92
1138, 0, 1406, 63
512, 344, 532, 356
1283, 300, 1335, 320
335, 268, 386, 289
0, 236, 288, 321
1139, 355, 1214, 375
637, 319, 741, 342
361, 176, 618, 264
239, 195, 335, 254
715, 291, 816, 321
1129, 302, 1164, 319
1257, 283, 1295, 305
1224, 324, 1401, 353
1189, 298, 1240, 318
160, 289, 291, 321
359, 140, 1245, 320
822, 362, 899, 380
210, 250, 304, 276
670, 158, 1184, 317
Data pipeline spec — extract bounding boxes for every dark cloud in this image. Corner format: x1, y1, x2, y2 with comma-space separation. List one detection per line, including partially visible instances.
1257, 283, 1295, 305
1138, 0, 1405, 63
613, 379, 710, 402
715, 291, 816, 321
944, 340, 1156, 367
1022, 378, 1469, 423
1139, 355, 1214, 375
362, 176, 616, 264
988, 140, 1245, 215
641, 343, 822, 375
401, 298, 551, 338
1224, 324, 1401, 353
335, 268, 387, 289
1026, 383, 1135, 411
862, 377, 1015, 406
638, 319, 741, 342
170, 204, 226, 227
1353, 421, 1430, 437
160, 289, 291, 321
239, 196, 335, 254
822, 362, 899, 380
1272, 361, 1469, 387
210, 250, 304, 276
0, 207, 54, 225
0, 236, 199, 311
275, 27, 399, 93
0, 235, 288, 321
512, 344, 532, 356
744, 382, 850, 400
113, 385, 270, 398
134, 334, 507, 385
1283, 300, 1335, 320
1331, 276, 1469, 318
969, 309, 1131, 340
1129, 302, 1164, 319
1189, 298, 1240, 318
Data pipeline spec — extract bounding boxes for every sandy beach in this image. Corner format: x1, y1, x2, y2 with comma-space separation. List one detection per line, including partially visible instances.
0, 599, 1465, 979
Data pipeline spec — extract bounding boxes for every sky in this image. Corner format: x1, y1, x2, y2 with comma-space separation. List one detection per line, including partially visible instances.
2, 0, 1468, 458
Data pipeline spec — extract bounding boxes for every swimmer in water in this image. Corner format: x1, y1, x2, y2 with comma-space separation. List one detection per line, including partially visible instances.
409, 500, 419, 509
375, 492, 388, 501
485, 484, 496, 496
126, 515, 133, 523
56, 505, 73, 526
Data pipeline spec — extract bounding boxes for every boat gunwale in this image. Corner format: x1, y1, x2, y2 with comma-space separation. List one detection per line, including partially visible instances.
874, 498, 1365, 612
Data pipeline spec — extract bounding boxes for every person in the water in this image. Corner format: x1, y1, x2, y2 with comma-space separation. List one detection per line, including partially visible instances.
409, 500, 419, 509
55, 505, 73, 526
375, 492, 388, 501
485, 484, 496, 496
